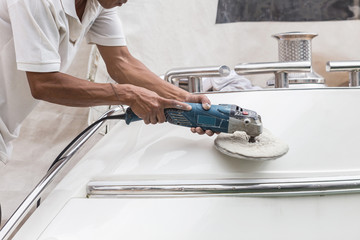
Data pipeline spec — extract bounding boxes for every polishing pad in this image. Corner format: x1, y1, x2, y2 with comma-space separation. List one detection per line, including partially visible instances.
214, 129, 289, 161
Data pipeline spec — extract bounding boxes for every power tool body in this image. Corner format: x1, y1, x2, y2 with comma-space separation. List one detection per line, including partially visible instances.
125, 103, 263, 141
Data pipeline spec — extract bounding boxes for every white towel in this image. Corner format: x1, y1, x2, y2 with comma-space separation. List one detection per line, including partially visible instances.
202, 70, 261, 92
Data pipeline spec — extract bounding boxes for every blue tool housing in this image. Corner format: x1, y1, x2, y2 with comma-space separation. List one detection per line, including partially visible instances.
125, 103, 232, 133
165, 103, 231, 133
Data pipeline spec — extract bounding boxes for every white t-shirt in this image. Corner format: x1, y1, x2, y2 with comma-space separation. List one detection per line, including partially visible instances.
0, 0, 127, 164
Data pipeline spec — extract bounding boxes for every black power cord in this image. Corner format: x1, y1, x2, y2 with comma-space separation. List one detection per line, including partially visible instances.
48, 114, 126, 171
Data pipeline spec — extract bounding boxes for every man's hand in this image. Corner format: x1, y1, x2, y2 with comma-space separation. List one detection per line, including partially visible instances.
129, 89, 215, 137
129, 86, 191, 125
184, 94, 216, 136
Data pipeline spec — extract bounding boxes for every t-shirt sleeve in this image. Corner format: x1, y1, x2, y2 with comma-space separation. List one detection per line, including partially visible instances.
7, 1, 61, 72
86, 8, 127, 46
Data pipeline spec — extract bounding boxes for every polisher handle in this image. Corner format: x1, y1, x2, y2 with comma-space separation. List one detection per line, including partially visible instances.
124, 103, 199, 124
124, 107, 142, 124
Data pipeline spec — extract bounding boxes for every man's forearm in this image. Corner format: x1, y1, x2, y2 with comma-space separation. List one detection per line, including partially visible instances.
26, 71, 141, 107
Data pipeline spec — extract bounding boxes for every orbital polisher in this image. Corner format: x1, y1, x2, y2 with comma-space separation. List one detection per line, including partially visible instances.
50, 103, 287, 170
123, 103, 288, 160
113, 102, 287, 160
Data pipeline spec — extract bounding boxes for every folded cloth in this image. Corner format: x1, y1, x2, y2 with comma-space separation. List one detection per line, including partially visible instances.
202, 70, 261, 92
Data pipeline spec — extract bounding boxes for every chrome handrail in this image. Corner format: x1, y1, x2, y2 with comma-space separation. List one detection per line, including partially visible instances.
87, 175, 360, 198
164, 65, 230, 93
326, 60, 360, 87
235, 61, 311, 88
0, 107, 123, 240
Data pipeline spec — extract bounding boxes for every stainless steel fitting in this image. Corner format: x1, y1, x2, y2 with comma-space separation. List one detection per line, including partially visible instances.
326, 61, 360, 87
235, 61, 311, 88
271, 32, 325, 86
164, 65, 231, 93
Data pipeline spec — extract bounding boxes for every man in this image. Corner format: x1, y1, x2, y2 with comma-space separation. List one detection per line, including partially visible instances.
0, 0, 212, 164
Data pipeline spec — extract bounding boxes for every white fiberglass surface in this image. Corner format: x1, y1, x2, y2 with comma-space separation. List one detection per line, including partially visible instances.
37, 196, 360, 240
82, 88, 360, 180
12, 88, 360, 239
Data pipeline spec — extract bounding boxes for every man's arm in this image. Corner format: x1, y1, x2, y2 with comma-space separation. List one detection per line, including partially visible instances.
26, 71, 191, 124
26, 45, 213, 133
26, 71, 125, 107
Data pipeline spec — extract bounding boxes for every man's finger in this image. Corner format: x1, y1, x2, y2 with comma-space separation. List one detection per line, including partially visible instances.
200, 95, 211, 110
157, 111, 166, 123
165, 100, 192, 111
205, 130, 214, 136
185, 94, 211, 110
195, 127, 206, 135
150, 115, 157, 124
